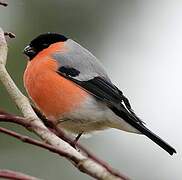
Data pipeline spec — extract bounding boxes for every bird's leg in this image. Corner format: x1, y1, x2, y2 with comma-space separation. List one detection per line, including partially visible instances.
71, 132, 83, 149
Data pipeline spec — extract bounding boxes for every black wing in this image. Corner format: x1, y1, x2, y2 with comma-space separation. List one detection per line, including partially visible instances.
58, 71, 176, 155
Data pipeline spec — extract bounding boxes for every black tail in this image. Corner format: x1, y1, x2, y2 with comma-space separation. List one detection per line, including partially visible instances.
111, 106, 176, 155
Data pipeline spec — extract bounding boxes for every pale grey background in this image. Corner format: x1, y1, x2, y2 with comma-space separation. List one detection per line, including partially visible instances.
0, 1, 181, 179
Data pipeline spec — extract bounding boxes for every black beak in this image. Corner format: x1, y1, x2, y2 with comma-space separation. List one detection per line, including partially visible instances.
23, 45, 36, 60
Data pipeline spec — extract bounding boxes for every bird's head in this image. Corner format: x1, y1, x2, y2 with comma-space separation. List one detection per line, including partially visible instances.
23, 32, 68, 60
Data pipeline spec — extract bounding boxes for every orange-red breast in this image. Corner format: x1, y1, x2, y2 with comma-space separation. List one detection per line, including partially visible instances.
23, 32, 176, 155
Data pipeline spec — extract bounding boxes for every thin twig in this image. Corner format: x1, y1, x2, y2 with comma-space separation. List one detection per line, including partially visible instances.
4, 32, 16, 38
0, 1, 8, 7
0, 169, 39, 180
0, 111, 34, 128
0, 127, 79, 162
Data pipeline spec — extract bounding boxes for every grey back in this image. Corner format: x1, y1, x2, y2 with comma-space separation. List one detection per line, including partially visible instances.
52, 39, 111, 82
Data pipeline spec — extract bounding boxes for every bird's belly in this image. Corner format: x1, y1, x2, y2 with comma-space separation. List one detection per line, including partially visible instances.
58, 119, 110, 134
57, 96, 112, 134
57, 96, 140, 134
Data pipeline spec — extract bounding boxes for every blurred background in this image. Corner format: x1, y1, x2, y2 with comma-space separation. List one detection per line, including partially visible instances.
0, 0, 181, 179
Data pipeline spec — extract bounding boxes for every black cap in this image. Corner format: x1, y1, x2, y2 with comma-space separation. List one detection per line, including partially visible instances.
23, 32, 68, 60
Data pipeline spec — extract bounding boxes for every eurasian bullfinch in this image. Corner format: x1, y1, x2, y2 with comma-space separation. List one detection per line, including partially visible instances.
23, 32, 176, 155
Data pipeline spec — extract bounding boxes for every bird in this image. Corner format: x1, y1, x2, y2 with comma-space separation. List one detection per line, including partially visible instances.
23, 32, 176, 155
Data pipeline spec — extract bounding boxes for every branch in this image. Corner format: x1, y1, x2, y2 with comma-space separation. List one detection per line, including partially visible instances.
0, 169, 39, 180
0, 111, 127, 179
0, 126, 80, 161
0, 27, 129, 180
